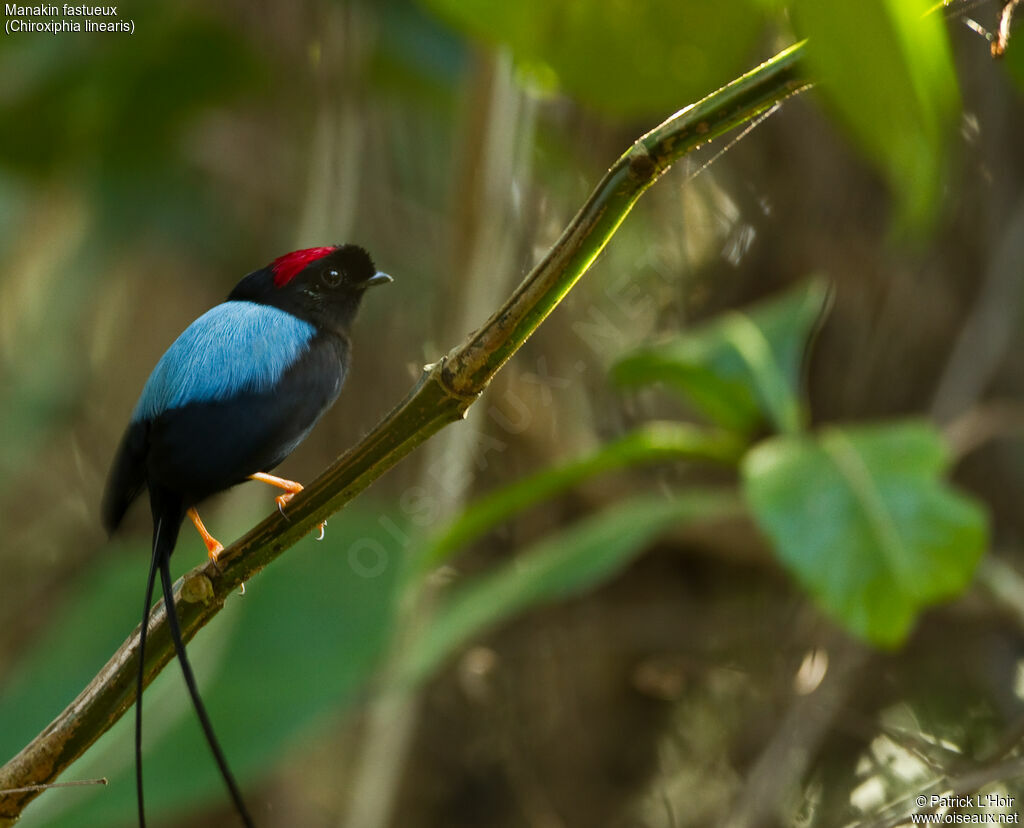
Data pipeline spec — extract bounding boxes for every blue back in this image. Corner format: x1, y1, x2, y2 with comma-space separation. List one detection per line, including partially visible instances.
132, 301, 316, 422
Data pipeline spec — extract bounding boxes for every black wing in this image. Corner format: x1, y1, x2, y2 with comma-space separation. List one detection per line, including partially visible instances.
102, 419, 150, 534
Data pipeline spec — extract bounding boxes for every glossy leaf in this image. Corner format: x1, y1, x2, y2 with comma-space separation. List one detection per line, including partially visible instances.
401, 491, 739, 684
792, 0, 959, 231
612, 278, 829, 435
741, 421, 987, 647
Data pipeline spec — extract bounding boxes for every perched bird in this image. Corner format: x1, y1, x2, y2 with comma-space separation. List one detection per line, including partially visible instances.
102, 244, 392, 827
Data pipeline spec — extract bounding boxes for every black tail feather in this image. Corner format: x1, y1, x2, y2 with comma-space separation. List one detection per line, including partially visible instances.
136, 527, 161, 828
157, 553, 254, 826
136, 495, 254, 827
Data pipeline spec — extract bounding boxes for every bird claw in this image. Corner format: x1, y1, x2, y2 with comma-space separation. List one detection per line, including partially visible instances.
275, 492, 326, 541
276, 492, 294, 521
267, 484, 324, 540
188, 508, 225, 568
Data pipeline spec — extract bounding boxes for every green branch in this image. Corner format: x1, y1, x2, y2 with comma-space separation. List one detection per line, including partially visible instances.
0, 41, 809, 823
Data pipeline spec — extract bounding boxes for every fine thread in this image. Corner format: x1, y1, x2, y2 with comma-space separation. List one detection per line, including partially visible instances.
686, 103, 783, 182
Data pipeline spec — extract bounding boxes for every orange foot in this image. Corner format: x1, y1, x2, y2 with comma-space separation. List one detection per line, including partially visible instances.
187, 507, 225, 562
249, 473, 327, 540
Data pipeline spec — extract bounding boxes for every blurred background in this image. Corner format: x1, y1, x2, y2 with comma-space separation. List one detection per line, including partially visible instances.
2, 0, 1024, 826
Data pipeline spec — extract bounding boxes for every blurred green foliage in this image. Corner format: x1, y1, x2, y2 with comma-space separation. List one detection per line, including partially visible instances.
0, 7, 262, 237
400, 492, 740, 685
3, 508, 404, 826
419, 421, 744, 571
419, 0, 980, 234
420, 0, 764, 117
612, 279, 829, 435
409, 280, 986, 660
792, 0, 960, 230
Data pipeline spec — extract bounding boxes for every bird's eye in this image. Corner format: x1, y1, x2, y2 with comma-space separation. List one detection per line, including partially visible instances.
322, 268, 343, 287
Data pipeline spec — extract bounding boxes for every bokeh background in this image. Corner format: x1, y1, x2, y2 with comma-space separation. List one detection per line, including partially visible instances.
2, 1, 1024, 826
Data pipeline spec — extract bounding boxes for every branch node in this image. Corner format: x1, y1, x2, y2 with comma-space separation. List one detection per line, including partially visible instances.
436, 354, 486, 406
627, 145, 658, 182
181, 571, 216, 605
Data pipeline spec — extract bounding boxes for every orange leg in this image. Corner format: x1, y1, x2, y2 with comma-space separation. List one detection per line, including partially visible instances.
249, 472, 303, 510
187, 507, 225, 561
248, 473, 327, 540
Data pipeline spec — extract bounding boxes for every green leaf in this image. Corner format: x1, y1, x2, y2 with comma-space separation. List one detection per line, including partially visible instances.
420, 422, 744, 571
741, 421, 987, 647
612, 278, 829, 435
418, 0, 766, 118
400, 491, 740, 685
792, 0, 959, 231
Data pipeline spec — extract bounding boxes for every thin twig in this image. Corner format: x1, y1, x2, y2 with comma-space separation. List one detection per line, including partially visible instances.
992, 0, 1021, 55
0, 778, 107, 795
724, 636, 870, 828
944, 400, 1024, 460
929, 195, 1024, 424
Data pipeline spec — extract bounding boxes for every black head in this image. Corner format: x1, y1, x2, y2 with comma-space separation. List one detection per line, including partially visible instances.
229, 244, 392, 335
